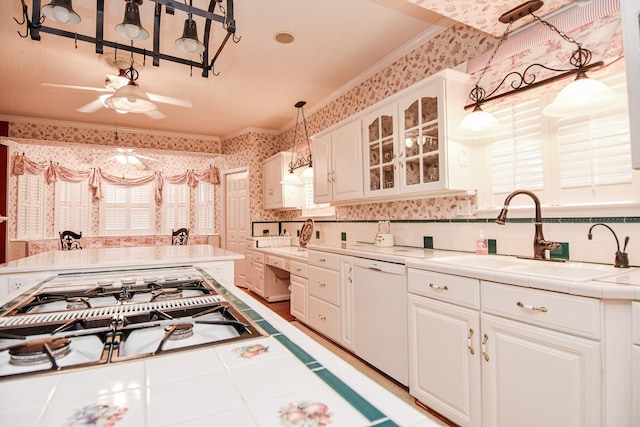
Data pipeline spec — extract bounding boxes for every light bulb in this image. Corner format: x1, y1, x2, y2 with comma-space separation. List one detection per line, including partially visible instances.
124, 24, 141, 39
52, 6, 70, 23
116, 154, 127, 164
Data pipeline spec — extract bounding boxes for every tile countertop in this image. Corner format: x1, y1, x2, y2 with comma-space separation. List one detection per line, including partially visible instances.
0, 245, 243, 274
308, 243, 640, 301
0, 265, 435, 427
253, 245, 310, 261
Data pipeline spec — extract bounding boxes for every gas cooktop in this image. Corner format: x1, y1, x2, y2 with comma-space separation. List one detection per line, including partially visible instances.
0, 266, 265, 381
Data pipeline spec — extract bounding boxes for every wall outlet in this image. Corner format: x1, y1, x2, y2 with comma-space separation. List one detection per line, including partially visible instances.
315, 231, 320, 239
8, 276, 28, 291
456, 200, 471, 216
423, 236, 434, 249
341, 232, 347, 241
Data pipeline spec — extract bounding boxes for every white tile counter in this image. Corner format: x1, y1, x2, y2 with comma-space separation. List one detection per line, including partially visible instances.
0, 265, 437, 427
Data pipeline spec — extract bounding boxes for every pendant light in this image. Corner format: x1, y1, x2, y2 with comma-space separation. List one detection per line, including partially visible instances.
115, 0, 149, 41
42, 0, 80, 25
176, 2, 205, 55
104, 82, 157, 113
281, 101, 313, 185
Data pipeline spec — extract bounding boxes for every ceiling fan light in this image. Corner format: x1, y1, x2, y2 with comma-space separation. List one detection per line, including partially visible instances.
176, 19, 205, 55
542, 74, 625, 118
42, 0, 80, 25
454, 106, 508, 140
115, 1, 149, 41
115, 154, 128, 164
104, 84, 157, 113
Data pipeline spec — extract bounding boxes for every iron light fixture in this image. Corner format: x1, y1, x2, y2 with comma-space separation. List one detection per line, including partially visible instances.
41, 0, 80, 25
281, 101, 313, 185
15, 0, 239, 78
456, 0, 623, 140
115, 0, 149, 41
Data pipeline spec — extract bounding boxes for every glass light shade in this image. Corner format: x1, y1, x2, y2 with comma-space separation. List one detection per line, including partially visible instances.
301, 166, 314, 180
104, 84, 157, 113
542, 75, 625, 118
280, 172, 303, 185
115, 1, 149, 41
454, 106, 508, 140
42, 0, 80, 25
176, 19, 205, 55
115, 154, 127, 164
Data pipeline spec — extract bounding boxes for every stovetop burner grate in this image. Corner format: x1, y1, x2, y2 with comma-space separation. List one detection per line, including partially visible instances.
0, 295, 227, 327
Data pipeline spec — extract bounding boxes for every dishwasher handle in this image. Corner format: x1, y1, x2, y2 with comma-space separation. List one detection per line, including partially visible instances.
352, 257, 405, 275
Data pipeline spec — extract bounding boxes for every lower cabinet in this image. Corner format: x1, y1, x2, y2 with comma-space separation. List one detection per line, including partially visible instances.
289, 259, 309, 323
408, 268, 603, 427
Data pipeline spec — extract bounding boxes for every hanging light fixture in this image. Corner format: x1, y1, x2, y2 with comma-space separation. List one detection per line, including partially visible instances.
115, 0, 149, 41
103, 65, 157, 113
281, 101, 313, 185
455, 0, 623, 140
41, 0, 80, 25
176, 1, 205, 55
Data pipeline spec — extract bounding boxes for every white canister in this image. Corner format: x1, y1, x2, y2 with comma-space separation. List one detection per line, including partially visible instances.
374, 233, 394, 247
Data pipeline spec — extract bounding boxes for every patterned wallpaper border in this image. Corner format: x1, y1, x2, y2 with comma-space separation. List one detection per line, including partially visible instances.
255, 217, 640, 225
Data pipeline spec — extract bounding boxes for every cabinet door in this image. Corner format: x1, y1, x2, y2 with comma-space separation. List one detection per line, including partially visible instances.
308, 295, 341, 342
398, 82, 445, 193
290, 274, 307, 323
339, 256, 354, 351
251, 262, 265, 297
481, 314, 602, 427
312, 133, 332, 204
331, 120, 363, 202
263, 154, 283, 209
408, 294, 481, 427
362, 103, 399, 198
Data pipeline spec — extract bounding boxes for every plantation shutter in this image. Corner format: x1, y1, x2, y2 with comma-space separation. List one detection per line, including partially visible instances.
17, 174, 44, 239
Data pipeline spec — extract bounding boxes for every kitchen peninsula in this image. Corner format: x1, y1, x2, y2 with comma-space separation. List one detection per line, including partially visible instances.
0, 246, 435, 427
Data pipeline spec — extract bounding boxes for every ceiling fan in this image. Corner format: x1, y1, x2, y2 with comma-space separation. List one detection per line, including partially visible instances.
42, 65, 192, 119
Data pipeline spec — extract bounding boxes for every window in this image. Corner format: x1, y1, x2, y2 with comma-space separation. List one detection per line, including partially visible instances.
479, 72, 638, 210
195, 181, 214, 234
17, 174, 44, 239
301, 179, 335, 217
55, 180, 89, 235
164, 183, 189, 232
100, 182, 155, 235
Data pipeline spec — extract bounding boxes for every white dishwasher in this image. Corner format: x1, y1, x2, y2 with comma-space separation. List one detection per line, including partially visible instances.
353, 257, 408, 386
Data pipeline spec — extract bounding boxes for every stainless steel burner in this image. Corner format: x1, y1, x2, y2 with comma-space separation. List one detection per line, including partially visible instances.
9, 337, 72, 366
165, 323, 194, 340
66, 297, 90, 310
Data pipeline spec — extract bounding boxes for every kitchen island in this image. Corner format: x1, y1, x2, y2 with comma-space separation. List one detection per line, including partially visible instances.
0, 251, 436, 426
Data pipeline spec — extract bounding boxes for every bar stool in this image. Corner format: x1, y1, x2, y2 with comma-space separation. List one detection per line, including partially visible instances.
59, 230, 83, 250
171, 228, 189, 246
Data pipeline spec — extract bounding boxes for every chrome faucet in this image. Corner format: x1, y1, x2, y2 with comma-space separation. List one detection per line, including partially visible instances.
496, 190, 561, 261
587, 223, 630, 268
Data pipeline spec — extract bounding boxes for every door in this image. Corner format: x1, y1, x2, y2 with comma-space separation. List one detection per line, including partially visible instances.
224, 169, 250, 287
0, 123, 9, 264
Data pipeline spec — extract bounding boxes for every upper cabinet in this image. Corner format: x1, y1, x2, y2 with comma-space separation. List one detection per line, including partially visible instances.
363, 69, 476, 200
262, 151, 303, 210
313, 120, 363, 204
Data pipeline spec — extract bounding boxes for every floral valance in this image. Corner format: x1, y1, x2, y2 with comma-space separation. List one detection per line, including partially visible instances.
12, 153, 220, 202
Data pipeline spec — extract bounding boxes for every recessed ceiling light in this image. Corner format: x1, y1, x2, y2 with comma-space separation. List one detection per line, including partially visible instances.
274, 31, 295, 44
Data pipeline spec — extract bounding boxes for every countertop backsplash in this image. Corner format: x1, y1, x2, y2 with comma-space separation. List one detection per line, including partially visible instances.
253, 218, 639, 267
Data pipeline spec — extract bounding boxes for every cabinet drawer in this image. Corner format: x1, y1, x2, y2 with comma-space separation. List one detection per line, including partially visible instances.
308, 265, 340, 305
632, 302, 640, 345
407, 268, 480, 309
308, 295, 340, 342
252, 251, 265, 264
265, 255, 286, 270
482, 281, 601, 340
308, 250, 340, 270
289, 260, 308, 278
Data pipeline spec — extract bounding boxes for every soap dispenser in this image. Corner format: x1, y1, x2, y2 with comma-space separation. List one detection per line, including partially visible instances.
475, 230, 488, 255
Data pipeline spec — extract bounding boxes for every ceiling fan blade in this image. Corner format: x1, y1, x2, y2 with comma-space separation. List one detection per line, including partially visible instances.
136, 154, 159, 162
42, 83, 112, 93
77, 99, 106, 113
145, 110, 166, 120
146, 93, 192, 108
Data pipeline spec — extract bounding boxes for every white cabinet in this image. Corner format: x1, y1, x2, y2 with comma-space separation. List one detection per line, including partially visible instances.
262, 151, 303, 210
313, 120, 363, 204
407, 269, 481, 427
289, 259, 309, 323
407, 268, 603, 427
363, 69, 475, 199
246, 250, 265, 298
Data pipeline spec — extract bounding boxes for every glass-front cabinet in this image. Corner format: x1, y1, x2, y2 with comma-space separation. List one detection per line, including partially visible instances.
362, 69, 475, 199
362, 103, 398, 197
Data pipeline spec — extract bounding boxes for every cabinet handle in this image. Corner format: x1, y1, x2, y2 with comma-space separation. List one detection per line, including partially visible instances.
516, 301, 548, 313
348, 266, 352, 283
467, 328, 475, 355
319, 282, 326, 287
295, 268, 301, 272
318, 314, 327, 321
481, 334, 489, 362
429, 283, 448, 291
319, 258, 326, 262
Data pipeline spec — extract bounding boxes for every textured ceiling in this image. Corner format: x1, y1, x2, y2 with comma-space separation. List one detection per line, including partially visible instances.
0, 0, 577, 139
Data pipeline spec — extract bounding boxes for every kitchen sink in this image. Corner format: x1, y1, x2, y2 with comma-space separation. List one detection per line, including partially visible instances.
430, 254, 631, 282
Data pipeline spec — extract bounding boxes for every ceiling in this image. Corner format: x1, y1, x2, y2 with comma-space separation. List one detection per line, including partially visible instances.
0, 0, 578, 139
